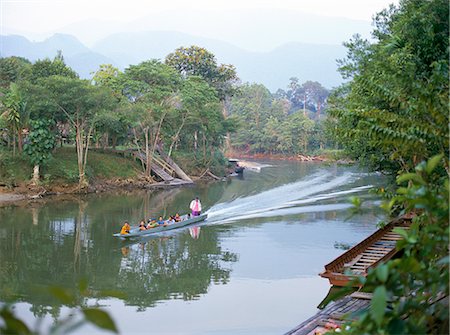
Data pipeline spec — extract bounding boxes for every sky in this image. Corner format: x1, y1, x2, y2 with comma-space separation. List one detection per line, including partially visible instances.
2, 0, 397, 35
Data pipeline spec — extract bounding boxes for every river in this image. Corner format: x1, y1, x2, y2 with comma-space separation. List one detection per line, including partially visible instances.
0, 161, 386, 334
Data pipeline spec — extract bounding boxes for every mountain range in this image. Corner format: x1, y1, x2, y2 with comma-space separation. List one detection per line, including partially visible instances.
0, 31, 347, 91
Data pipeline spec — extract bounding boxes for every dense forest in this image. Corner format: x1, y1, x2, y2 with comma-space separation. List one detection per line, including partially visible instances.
0, 46, 333, 189
328, 0, 449, 333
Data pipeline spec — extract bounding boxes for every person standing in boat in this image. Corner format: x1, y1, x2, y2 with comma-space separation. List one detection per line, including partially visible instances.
189, 197, 202, 216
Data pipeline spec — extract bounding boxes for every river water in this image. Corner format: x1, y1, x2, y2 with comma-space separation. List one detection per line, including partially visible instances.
0, 161, 386, 334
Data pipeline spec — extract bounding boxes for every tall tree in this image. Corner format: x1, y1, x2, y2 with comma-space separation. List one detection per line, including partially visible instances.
0, 83, 29, 154
329, 0, 448, 174
23, 119, 56, 184
121, 60, 182, 177
30, 54, 78, 83
41, 76, 114, 188
165, 46, 239, 102
0, 56, 31, 88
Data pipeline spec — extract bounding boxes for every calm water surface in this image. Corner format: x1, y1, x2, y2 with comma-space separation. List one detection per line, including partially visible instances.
0, 161, 386, 334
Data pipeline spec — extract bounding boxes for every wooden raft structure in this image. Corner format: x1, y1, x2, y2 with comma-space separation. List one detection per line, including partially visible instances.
320, 217, 412, 287
285, 292, 373, 335
134, 151, 193, 185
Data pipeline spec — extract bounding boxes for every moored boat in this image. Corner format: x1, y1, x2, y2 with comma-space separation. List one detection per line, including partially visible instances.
114, 213, 207, 238
319, 216, 412, 287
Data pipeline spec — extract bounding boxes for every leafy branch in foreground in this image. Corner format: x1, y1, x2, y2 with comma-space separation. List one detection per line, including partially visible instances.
0, 280, 122, 334
337, 155, 449, 334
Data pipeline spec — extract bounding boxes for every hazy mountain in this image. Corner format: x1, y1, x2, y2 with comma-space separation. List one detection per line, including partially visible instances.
1, 32, 345, 90
93, 31, 346, 90
0, 34, 117, 79
51, 8, 372, 52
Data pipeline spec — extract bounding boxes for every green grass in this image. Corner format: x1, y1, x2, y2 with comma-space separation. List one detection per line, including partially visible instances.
0, 148, 33, 187
44, 147, 142, 183
0, 146, 142, 186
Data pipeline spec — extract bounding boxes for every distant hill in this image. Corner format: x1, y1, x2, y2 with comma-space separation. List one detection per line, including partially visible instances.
92, 31, 346, 90
50, 8, 371, 52
0, 34, 117, 79
1, 32, 346, 90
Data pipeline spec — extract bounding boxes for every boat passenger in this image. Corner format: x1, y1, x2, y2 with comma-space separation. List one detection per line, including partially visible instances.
166, 216, 175, 225
139, 220, 146, 231
120, 221, 131, 235
174, 213, 182, 222
156, 216, 169, 227
147, 219, 158, 229
189, 197, 202, 216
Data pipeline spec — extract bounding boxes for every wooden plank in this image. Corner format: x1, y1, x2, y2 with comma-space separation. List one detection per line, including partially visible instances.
344, 254, 364, 269
355, 260, 376, 265
350, 292, 373, 300
367, 246, 391, 250
360, 255, 380, 259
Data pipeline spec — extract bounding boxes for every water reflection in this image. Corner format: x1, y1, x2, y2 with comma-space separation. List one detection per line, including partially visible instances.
0, 161, 387, 334
0, 187, 237, 317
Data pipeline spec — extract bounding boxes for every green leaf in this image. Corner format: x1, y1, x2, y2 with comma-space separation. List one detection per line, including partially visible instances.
376, 264, 389, 283
425, 154, 443, 174
370, 286, 387, 326
83, 308, 118, 333
396, 173, 425, 185
0, 308, 32, 335
392, 227, 408, 239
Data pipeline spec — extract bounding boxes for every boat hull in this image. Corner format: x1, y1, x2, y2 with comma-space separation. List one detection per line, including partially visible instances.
319, 216, 412, 287
114, 214, 207, 238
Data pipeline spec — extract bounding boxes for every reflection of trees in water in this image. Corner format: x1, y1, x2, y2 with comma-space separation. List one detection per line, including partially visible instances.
0, 185, 235, 317
117, 227, 238, 309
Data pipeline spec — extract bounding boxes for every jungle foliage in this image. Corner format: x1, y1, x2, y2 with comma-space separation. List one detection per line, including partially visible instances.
327, 0, 449, 175
327, 0, 449, 333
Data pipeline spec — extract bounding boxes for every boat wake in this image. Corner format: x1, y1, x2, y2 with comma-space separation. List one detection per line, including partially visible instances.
205, 170, 375, 224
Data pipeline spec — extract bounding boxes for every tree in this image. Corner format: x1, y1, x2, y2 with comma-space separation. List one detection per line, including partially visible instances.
30, 54, 78, 83
23, 119, 56, 184
227, 83, 272, 153
0, 83, 29, 154
91, 64, 123, 101
301, 81, 329, 117
41, 76, 114, 188
165, 46, 239, 101
178, 76, 225, 164
341, 156, 449, 334
328, 0, 449, 174
0, 56, 31, 88
121, 60, 182, 177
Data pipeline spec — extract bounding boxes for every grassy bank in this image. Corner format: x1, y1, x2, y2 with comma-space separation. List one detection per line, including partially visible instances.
0, 147, 142, 188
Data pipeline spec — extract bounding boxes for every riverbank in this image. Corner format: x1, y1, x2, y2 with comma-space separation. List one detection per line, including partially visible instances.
228, 150, 354, 164
0, 147, 223, 206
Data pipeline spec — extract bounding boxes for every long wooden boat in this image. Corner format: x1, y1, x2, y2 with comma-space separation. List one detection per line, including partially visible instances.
319, 217, 412, 287
113, 213, 207, 238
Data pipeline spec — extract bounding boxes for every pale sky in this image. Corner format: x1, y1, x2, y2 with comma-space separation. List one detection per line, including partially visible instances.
2, 0, 397, 34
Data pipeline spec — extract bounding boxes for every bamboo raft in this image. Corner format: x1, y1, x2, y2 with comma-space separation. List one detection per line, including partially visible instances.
320, 217, 412, 287
285, 291, 374, 335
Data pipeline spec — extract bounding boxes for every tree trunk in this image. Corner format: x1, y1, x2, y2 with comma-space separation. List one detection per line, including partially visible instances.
32, 165, 40, 185
168, 115, 186, 158
194, 131, 198, 151
17, 130, 23, 153
12, 132, 16, 156
75, 119, 91, 189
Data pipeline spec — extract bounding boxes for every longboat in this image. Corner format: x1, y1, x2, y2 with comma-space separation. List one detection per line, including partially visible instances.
113, 213, 207, 239
319, 216, 412, 287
